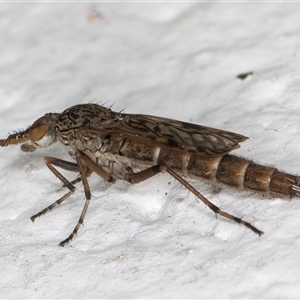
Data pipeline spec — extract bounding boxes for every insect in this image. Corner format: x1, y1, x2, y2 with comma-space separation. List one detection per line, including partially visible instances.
1, 103, 299, 246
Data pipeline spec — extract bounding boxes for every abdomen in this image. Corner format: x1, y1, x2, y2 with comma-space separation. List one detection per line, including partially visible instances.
187, 154, 300, 197
119, 139, 300, 197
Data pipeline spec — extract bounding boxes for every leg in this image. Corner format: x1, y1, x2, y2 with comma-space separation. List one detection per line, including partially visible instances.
126, 165, 161, 183
127, 165, 263, 236
31, 154, 114, 246
61, 176, 82, 189
47, 157, 82, 189
165, 167, 263, 236
31, 157, 80, 221
58, 151, 115, 246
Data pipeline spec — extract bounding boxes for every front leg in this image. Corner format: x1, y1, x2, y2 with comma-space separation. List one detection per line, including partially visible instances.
31, 153, 114, 246
58, 151, 115, 246
31, 157, 81, 221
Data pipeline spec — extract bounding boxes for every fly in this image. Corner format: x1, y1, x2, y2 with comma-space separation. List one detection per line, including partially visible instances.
1, 103, 299, 246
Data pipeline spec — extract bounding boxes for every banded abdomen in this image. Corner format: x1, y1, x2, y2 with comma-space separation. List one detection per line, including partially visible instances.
188, 154, 300, 197
120, 139, 300, 197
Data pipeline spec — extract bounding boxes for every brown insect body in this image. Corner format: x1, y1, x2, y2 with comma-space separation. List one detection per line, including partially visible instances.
1, 103, 299, 245
55, 104, 300, 196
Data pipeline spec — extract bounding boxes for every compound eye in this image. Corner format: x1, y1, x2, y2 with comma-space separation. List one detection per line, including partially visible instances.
29, 116, 48, 141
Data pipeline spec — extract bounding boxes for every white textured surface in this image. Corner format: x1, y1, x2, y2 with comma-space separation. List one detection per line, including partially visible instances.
1, 3, 300, 298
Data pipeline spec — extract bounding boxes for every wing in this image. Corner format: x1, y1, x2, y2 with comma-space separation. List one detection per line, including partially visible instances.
84, 113, 248, 155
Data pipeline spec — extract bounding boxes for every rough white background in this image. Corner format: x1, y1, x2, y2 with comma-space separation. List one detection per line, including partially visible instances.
1, 2, 300, 299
